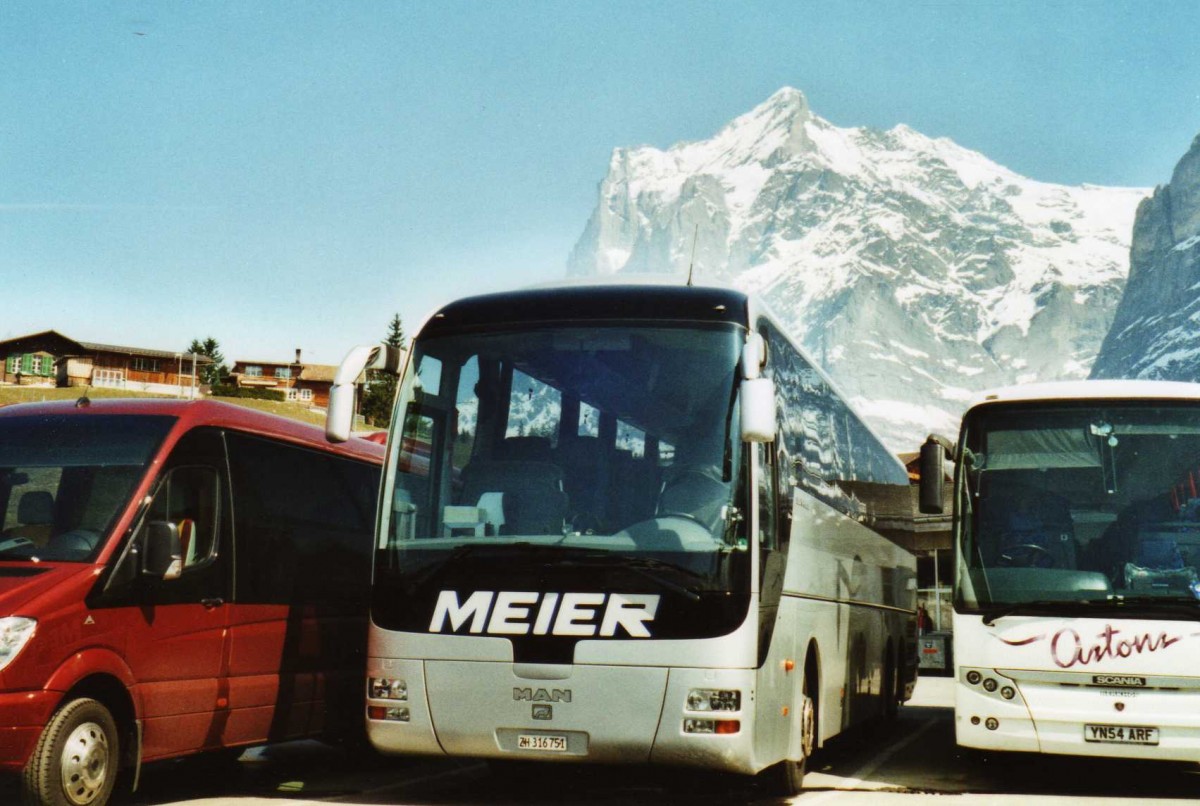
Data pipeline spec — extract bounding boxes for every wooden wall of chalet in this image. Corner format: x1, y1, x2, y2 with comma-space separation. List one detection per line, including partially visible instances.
78, 354, 200, 389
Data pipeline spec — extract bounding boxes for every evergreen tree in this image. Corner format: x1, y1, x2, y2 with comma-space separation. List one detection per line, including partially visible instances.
187, 337, 228, 387
361, 314, 404, 427
385, 313, 404, 348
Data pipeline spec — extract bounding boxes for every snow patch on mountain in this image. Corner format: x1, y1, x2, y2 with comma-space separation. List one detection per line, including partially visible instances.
569, 88, 1148, 451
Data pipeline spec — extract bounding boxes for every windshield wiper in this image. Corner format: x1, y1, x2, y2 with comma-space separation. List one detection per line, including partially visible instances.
982, 596, 1200, 626
401, 543, 496, 591
557, 554, 704, 602
981, 599, 1104, 626
1100, 595, 1200, 620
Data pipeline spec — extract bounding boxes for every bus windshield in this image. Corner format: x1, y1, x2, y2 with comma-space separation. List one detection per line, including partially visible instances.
375, 324, 751, 645
958, 404, 1200, 612
0, 414, 176, 563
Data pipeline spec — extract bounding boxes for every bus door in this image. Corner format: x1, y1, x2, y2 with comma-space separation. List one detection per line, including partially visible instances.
754, 432, 795, 766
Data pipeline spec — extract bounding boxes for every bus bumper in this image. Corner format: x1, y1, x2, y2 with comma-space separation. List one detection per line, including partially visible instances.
365, 659, 763, 774
957, 666, 1200, 762
0, 689, 59, 771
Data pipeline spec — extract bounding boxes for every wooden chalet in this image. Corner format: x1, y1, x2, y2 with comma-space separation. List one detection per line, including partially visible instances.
0, 330, 211, 395
229, 349, 364, 409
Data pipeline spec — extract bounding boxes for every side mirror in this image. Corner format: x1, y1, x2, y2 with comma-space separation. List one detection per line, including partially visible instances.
326, 384, 357, 443
326, 343, 405, 443
918, 437, 947, 514
142, 521, 182, 581
740, 378, 776, 443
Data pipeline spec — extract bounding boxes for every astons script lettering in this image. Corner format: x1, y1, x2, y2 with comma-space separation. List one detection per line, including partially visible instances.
1050, 624, 1181, 669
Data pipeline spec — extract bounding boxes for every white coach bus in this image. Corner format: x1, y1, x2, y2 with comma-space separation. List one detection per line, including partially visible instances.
919, 380, 1200, 761
328, 283, 917, 793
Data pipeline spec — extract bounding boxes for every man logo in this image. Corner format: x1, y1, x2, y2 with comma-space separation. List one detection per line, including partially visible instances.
532, 704, 553, 720
514, 688, 572, 703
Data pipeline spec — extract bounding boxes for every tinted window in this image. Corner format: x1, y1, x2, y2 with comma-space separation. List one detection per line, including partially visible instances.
227, 433, 379, 607
761, 320, 907, 517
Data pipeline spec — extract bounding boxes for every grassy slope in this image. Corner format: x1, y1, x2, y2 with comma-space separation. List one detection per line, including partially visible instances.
0, 386, 379, 432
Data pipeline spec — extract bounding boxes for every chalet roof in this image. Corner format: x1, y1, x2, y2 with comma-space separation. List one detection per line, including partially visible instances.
77, 341, 212, 364
298, 364, 339, 383
0, 330, 83, 353
234, 359, 299, 368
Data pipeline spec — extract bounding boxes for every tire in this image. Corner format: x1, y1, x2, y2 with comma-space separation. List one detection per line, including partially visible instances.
760, 756, 806, 797
758, 683, 815, 796
882, 652, 899, 722
22, 698, 120, 806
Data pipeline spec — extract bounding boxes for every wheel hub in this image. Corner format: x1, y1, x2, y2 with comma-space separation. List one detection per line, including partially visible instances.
800, 693, 815, 759
60, 720, 109, 806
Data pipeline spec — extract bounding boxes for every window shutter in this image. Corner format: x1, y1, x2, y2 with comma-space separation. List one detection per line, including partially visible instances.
43, 356, 54, 376
5, 355, 13, 373
21, 354, 32, 373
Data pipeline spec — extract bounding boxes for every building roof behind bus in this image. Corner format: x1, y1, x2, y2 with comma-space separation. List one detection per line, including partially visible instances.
968, 379, 1200, 410
420, 283, 751, 336
0, 398, 385, 463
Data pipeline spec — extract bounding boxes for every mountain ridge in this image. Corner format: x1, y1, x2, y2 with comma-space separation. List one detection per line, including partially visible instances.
569, 88, 1148, 450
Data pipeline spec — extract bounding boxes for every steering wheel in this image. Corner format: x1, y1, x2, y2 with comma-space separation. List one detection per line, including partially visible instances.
46, 529, 101, 555
656, 510, 707, 527
997, 542, 1055, 568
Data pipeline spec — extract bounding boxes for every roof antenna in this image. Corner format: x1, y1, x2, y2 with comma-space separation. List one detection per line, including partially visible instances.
685, 224, 699, 287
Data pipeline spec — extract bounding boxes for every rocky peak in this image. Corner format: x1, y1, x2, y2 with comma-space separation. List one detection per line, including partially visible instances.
1091, 133, 1200, 381
570, 88, 1147, 450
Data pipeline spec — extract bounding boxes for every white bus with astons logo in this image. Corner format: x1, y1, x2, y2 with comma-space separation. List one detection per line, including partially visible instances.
328, 282, 917, 794
919, 380, 1200, 761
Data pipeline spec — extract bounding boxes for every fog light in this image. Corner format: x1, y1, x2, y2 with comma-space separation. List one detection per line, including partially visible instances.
367, 705, 410, 722
686, 689, 741, 712
965, 670, 982, 685
983, 678, 998, 692
970, 716, 980, 725
683, 718, 739, 734
370, 677, 408, 701
985, 718, 999, 731
1001, 687, 1016, 700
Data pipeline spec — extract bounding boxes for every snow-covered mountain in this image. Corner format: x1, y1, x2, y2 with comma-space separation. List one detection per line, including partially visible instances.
1091, 135, 1200, 380
568, 88, 1148, 451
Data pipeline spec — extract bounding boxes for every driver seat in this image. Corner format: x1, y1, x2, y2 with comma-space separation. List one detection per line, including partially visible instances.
7, 491, 54, 546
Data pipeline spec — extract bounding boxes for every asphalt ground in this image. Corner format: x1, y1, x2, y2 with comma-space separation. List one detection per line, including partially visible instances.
5, 675, 1200, 804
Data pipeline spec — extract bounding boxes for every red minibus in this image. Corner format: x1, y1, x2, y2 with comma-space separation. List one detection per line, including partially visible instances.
0, 398, 384, 806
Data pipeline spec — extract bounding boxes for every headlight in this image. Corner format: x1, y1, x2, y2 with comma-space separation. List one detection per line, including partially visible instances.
0, 617, 36, 672
686, 689, 741, 712
369, 677, 408, 701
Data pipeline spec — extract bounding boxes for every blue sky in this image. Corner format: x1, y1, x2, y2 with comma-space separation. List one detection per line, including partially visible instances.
3, 1, 1199, 365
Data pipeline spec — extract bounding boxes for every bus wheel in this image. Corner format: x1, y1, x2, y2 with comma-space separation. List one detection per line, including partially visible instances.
759, 690, 813, 796
22, 698, 119, 806
882, 652, 899, 721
